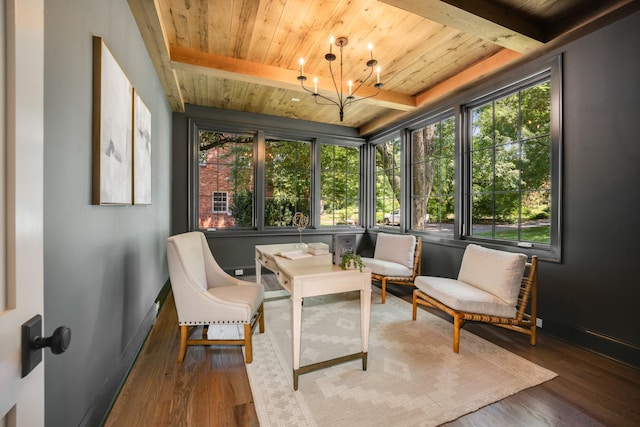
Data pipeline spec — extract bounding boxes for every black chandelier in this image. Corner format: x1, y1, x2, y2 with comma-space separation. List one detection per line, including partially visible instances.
297, 36, 383, 122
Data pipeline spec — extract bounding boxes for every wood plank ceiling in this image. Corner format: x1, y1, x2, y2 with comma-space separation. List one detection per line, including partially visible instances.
128, 0, 638, 135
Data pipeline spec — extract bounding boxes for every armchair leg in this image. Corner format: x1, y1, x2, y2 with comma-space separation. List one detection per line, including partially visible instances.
381, 278, 388, 304
258, 303, 265, 333
530, 325, 537, 346
412, 291, 418, 320
244, 323, 253, 364
453, 315, 461, 353
178, 325, 188, 363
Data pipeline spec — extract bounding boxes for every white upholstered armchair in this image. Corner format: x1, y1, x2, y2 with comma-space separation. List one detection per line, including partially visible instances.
361, 233, 422, 303
166, 231, 265, 364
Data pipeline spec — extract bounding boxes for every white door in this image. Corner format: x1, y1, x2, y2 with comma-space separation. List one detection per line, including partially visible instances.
0, 0, 45, 425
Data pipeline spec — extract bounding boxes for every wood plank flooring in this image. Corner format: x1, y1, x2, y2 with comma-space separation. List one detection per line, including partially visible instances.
104, 277, 640, 426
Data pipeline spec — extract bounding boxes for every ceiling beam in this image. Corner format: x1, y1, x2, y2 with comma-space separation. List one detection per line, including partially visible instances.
414, 48, 521, 106
359, 48, 521, 136
128, 0, 184, 112
170, 46, 416, 112
379, 0, 545, 53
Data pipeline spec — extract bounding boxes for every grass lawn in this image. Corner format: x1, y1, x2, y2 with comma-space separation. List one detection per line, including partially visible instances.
475, 225, 550, 243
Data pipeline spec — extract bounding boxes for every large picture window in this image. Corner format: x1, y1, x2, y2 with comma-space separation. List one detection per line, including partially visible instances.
320, 144, 360, 226
264, 137, 311, 227
374, 137, 401, 227
467, 78, 552, 245
410, 115, 455, 236
198, 131, 253, 229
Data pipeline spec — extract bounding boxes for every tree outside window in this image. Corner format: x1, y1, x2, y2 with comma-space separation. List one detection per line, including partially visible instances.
264, 137, 311, 227
411, 115, 455, 235
320, 144, 360, 226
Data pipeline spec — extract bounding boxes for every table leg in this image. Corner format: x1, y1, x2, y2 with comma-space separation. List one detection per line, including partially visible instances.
360, 284, 372, 370
291, 295, 303, 390
255, 256, 262, 285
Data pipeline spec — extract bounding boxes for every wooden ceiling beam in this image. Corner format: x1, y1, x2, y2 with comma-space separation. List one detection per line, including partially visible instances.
379, 0, 545, 53
359, 48, 521, 136
414, 48, 521, 106
128, 0, 184, 112
170, 46, 416, 112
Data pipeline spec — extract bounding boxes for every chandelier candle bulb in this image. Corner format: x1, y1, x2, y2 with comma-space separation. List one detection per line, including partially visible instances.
377, 66, 381, 83
368, 42, 373, 59
348, 80, 352, 96
329, 36, 334, 53
313, 77, 318, 94
299, 58, 304, 74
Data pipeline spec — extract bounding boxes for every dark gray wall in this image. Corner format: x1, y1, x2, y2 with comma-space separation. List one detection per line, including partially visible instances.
422, 10, 640, 367
44, 1, 171, 425
172, 11, 640, 367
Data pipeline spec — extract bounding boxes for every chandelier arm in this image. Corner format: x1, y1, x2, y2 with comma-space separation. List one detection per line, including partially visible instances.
349, 66, 375, 98
299, 78, 317, 95
312, 92, 341, 108
344, 85, 381, 104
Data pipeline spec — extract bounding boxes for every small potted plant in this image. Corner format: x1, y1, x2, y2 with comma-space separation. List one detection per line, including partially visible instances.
339, 251, 365, 271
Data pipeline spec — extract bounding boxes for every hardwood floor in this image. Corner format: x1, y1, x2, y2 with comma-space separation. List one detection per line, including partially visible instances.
104, 277, 640, 426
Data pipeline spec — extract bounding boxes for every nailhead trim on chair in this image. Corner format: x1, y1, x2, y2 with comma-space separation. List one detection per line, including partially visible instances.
180, 320, 250, 325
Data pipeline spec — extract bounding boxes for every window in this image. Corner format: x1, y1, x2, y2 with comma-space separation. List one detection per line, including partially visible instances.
410, 115, 455, 236
198, 131, 253, 229
466, 78, 552, 245
374, 137, 401, 227
212, 191, 228, 213
320, 144, 360, 226
264, 136, 311, 227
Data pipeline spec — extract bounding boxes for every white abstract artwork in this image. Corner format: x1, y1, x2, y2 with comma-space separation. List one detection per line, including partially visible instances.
133, 90, 152, 204
93, 37, 132, 205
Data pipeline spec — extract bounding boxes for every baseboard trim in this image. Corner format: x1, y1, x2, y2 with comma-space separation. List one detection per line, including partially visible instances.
542, 318, 640, 369
79, 280, 170, 427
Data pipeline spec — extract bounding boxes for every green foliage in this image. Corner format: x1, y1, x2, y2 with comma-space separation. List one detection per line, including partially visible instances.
339, 251, 365, 271
470, 80, 551, 227
264, 198, 309, 227
229, 189, 253, 227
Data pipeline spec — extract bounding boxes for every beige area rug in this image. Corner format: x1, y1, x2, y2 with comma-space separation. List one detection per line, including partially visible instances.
246, 287, 557, 427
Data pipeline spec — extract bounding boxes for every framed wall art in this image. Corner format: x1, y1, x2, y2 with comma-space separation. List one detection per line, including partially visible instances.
133, 89, 152, 205
92, 36, 133, 205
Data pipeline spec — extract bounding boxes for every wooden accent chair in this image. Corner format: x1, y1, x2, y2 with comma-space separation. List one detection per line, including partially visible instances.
166, 231, 265, 363
412, 244, 538, 353
361, 233, 422, 303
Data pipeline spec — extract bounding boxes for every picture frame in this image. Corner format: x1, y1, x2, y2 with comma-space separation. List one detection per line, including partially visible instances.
133, 89, 152, 205
92, 36, 133, 205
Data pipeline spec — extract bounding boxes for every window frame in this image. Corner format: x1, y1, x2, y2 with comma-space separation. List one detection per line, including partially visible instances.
188, 118, 366, 235
369, 55, 562, 261
407, 110, 456, 237
369, 133, 404, 230
460, 57, 562, 261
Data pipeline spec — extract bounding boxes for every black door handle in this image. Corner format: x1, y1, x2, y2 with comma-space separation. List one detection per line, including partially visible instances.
33, 325, 71, 354
22, 315, 72, 377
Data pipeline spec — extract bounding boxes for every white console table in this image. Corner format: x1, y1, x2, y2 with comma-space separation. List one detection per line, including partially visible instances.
255, 244, 372, 390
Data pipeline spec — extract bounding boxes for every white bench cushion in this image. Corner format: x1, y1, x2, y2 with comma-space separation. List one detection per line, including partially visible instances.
373, 233, 416, 269
361, 257, 413, 277
457, 244, 527, 306
415, 276, 517, 318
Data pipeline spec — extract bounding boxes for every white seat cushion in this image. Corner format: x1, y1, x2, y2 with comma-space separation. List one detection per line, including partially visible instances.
373, 233, 416, 269
415, 276, 517, 318
457, 244, 527, 306
361, 257, 413, 277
